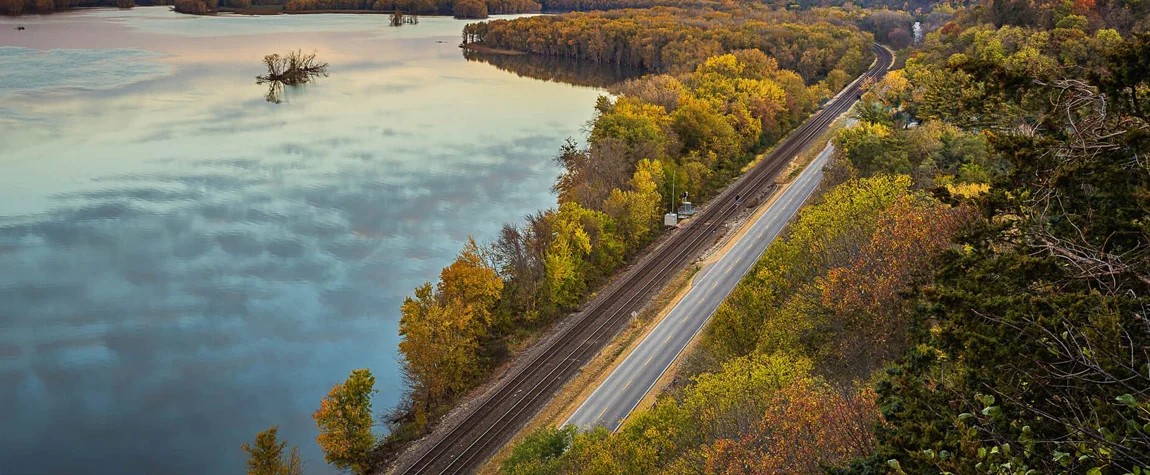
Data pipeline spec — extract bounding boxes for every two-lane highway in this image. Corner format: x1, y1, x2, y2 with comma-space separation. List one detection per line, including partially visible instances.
565, 140, 837, 431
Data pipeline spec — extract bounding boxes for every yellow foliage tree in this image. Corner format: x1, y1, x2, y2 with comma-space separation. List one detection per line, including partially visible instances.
314, 368, 377, 474
241, 425, 302, 475
437, 237, 503, 339
543, 203, 595, 310
399, 284, 479, 423
398, 238, 503, 425
603, 159, 664, 251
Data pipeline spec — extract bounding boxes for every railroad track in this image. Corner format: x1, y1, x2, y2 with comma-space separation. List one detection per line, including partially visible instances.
395, 44, 893, 475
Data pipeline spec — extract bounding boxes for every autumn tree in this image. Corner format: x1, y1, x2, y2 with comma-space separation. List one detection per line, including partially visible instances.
818, 194, 973, 374
1, 0, 23, 14
436, 237, 502, 341
398, 238, 502, 427
705, 380, 879, 474
552, 138, 631, 210
860, 9, 914, 48
461, 6, 873, 77
398, 283, 476, 425
603, 159, 663, 251
589, 95, 673, 161
543, 203, 609, 310
314, 368, 377, 474
241, 425, 302, 475
671, 96, 740, 165
608, 75, 685, 112
492, 216, 549, 327
706, 175, 914, 361
452, 0, 486, 18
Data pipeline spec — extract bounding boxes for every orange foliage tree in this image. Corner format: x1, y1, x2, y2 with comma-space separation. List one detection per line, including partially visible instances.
819, 194, 974, 369
705, 380, 880, 474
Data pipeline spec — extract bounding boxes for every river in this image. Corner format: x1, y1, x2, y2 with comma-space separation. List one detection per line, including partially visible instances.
0, 8, 618, 474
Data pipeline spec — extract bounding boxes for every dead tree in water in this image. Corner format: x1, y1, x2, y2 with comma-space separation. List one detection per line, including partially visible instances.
256, 50, 328, 86
390, 10, 418, 26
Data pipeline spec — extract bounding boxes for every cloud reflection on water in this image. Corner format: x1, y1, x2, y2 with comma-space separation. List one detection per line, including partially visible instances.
0, 9, 606, 475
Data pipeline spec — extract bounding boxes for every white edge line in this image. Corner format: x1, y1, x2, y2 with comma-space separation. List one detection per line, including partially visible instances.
561, 270, 706, 428
607, 143, 833, 433
563, 60, 852, 429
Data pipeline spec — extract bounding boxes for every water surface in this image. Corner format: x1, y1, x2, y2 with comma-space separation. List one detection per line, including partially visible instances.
0, 9, 612, 474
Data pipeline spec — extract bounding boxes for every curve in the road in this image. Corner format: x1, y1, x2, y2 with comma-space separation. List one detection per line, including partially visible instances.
396, 44, 893, 475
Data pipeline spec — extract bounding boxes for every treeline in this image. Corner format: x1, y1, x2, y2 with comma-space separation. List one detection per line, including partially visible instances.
280, 0, 539, 15
537, 0, 668, 12
970, 0, 1149, 33
859, 8, 916, 48
1, 0, 148, 15
160, 0, 540, 16
786, 0, 945, 14
462, 6, 875, 78
502, 8, 1150, 475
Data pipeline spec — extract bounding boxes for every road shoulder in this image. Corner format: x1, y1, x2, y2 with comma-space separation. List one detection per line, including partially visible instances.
476, 113, 850, 475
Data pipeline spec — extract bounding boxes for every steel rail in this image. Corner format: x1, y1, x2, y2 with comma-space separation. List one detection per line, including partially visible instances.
396, 44, 892, 475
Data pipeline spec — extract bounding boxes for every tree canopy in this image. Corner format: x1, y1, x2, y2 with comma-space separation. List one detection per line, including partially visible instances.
501, 11, 1149, 475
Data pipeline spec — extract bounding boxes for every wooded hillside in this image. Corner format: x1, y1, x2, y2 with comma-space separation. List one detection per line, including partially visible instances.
501, 3, 1150, 474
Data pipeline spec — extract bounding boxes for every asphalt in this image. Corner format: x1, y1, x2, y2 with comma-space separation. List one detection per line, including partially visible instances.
564, 140, 836, 432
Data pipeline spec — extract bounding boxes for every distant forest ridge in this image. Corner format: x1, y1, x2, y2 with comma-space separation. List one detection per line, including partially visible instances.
5, 0, 960, 17
8, 0, 1148, 35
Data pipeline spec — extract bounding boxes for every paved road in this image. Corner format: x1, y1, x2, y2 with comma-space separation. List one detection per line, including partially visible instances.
564, 141, 836, 432
398, 45, 889, 475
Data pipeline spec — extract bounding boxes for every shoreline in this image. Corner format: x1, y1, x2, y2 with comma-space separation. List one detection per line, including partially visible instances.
459, 43, 527, 55
2, 5, 542, 17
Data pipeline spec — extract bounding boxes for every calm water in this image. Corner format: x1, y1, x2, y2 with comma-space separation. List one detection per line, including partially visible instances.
0, 9, 612, 474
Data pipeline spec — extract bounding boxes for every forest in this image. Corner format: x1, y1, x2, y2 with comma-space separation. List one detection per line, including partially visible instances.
383, 40, 872, 461
0, 0, 543, 18
233, 1, 878, 468
1, 0, 143, 15
497, 1, 1150, 474
295, 5, 871, 471
461, 5, 874, 76
224, 0, 1150, 473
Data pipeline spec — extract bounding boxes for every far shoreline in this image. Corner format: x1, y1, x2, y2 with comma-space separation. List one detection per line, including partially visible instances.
460, 43, 527, 55
3, 5, 544, 18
